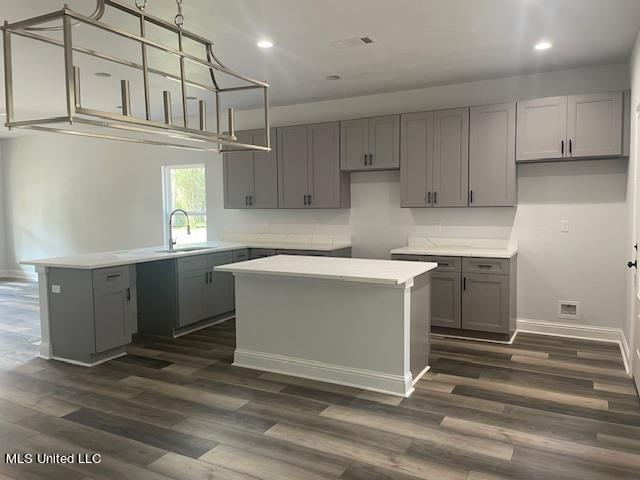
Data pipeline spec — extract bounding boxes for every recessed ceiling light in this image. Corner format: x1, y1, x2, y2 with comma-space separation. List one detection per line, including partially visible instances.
326, 74, 341, 81
534, 41, 552, 51
257, 40, 273, 49
94, 72, 112, 78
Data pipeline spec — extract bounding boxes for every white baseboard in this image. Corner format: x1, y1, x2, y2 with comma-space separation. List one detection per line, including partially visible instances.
517, 318, 631, 374
0, 269, 37, 281
234, 349, 413, 397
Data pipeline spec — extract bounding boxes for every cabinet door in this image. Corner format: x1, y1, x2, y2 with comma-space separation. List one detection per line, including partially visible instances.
94, 284, 130, 352
469, 103, 516, 207
400, 112, 433, 208
567, 92, 622, 158
369, 115, 400, 170
432, 108, 469, 207
308, 122, 341, 208
462, 273, 509, 333
516, 96, 567, 161
252, 130, 279, 208
277, 125, 309, 208
223, 131, 255, 209
207, 252, 234, 318
177, 268, 208, 327
340, 118, 369, 171
431, 271, 461, 328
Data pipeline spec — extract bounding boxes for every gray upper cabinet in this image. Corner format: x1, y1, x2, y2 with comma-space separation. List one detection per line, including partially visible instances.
567, 92, 622, 158
278, 123, 349, 209
516, 96, 567, 162
223, 129, 277, 209
341, 115, 400, 171
308, 122, 349, 208
469, 102, 516, 207
400, 111, 434, 208
432, 108, 469, 207
340, 118, 369, 171
368, 115, 400, 170
516, 92, 623, 162
278, 125, 309, 208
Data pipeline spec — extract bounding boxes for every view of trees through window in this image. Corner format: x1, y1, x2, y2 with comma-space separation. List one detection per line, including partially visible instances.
166, 165, 207, 245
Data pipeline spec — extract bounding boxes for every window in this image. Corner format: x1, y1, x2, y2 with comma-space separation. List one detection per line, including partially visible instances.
162, 164, 207, 246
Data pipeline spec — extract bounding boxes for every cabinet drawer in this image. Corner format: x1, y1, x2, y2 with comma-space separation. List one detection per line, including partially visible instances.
232, 249, 250, 262
300, 250, 331, 257
250, 248, 276, 259
463, 257, 510, 275
276, 249, 302, 255
207, 251, 233, 267
177, 255, 208, 273
92, 266, 129, 290
425, 256, 461, 273
391, 254, 426, 262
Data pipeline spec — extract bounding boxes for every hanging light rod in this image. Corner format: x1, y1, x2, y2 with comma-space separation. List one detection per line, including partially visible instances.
1, 0, 271, 153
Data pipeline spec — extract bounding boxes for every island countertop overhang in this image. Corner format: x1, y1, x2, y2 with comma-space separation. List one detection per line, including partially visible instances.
215, 255, 437, 286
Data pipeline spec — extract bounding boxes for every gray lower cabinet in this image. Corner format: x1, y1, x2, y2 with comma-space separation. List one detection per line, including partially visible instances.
340, 115, 400, 171
249, 248, 276, 259
278, 122, 350, 209
48, 265, 137, 364
275, 247, 352, 257
461, 273, 509, 333
138, 251, 235, 336
431, 271, 461, 329
223, 129, 278, 209
391, 253, 516, 339
469, 102, 516, 207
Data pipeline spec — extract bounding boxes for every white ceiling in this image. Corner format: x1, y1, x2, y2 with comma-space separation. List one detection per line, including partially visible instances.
1, 0, 640, 134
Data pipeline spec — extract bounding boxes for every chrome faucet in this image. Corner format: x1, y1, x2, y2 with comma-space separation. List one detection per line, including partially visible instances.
168, 209, 191, 251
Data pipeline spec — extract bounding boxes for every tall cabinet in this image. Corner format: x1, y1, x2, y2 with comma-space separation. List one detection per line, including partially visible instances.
278, 122, 350, 209
223, 129, 278, 208
516, 92, 622, 162
468, 102, 516, 207
400, 107, 470, 208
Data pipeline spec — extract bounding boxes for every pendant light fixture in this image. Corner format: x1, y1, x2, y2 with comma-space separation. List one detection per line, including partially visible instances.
1, 0, 270, 153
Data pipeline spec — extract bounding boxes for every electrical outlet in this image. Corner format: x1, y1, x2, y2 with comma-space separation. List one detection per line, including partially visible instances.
51, 285, 61, 294
560, 220, 569, 233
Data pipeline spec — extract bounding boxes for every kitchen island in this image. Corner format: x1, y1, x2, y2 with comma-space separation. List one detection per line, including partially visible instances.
22, 237, 351, 366
217, 255, 437, 397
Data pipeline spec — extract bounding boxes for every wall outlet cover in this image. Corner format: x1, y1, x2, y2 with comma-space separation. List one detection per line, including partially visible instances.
557, 300, 580, 320
51, 285, 61, 294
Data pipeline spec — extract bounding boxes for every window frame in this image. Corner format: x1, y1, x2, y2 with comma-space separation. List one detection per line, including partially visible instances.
161, 163, 207, 247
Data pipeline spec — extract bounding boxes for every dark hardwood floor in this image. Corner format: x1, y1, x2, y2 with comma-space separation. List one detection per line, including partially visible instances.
0, 279, 639, 480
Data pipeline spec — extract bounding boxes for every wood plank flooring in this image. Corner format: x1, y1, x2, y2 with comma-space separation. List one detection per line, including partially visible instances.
0, 279, 639, 479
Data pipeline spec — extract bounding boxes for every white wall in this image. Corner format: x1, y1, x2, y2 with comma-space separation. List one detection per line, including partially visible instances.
0, 63, 630, 332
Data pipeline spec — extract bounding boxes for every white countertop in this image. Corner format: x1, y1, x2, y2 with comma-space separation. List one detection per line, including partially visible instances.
216, 255, 437, 285
22, 241, 352, 270
390, 245, 517, 258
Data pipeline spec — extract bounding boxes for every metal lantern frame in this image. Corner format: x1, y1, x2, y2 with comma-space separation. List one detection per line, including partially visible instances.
2, 0, 271, 153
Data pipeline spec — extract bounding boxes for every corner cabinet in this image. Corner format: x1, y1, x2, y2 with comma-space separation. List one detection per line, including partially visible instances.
468, 102, 516, 207
340, 115, 400, 171
278, 122, 350, 209
137, 252, 235, 336
516, 92, 622, 162
223, 129, 278, 209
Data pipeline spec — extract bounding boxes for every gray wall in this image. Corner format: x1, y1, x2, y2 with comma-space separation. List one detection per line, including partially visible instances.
0, 63, 630, 335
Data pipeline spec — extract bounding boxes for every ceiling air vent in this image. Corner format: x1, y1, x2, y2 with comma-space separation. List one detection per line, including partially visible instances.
331, 36, 377, 49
